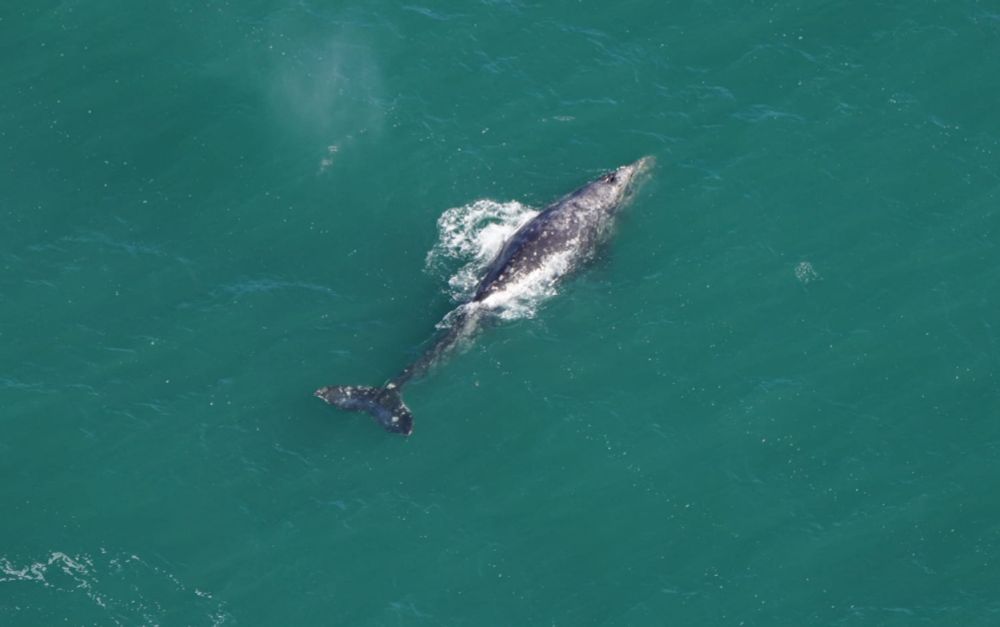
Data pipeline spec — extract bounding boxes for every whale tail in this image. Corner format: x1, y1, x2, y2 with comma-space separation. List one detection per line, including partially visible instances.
314, 383, 414, 435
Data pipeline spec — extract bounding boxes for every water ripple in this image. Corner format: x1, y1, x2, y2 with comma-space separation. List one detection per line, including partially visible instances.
221, 277, 340, 298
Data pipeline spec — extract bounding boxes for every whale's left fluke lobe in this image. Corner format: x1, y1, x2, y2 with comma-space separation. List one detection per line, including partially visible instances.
314, 384, 413, 435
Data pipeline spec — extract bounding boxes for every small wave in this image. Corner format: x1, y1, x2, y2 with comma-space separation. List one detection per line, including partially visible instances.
402, 5, 463, 20
62, 231, 165, 258
222, 278, 339, 298
732, 104, 805, 123
0, 377, 44, 391
0, 550, 229, 625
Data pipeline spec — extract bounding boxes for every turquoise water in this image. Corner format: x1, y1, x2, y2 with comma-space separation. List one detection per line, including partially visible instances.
3, 1, 999, 624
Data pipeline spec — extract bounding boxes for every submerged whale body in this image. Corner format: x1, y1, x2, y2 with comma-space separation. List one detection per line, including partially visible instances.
315, 157, 654, 435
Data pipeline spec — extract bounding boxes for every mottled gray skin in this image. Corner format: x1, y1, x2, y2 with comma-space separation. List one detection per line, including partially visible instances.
474, 157, 653, 302
316, 157, 653, 435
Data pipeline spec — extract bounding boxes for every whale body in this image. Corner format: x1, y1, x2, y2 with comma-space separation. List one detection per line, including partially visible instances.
315, 157, 654, 435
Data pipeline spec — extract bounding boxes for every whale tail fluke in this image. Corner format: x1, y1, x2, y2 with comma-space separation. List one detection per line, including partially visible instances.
314, 383, 413, 435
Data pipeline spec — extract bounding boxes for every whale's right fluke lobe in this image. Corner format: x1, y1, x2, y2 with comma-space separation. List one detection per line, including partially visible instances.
314, 384, 413, 435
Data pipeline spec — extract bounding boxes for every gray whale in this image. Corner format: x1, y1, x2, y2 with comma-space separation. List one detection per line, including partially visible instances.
316, 157, 654, 435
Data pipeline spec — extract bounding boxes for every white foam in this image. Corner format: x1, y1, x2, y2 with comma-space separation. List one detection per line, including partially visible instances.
426, 199, 536, 294
795, 261, 819, 284
1, 550, 229, 625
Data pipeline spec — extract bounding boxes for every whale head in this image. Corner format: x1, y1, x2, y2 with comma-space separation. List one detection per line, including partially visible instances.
586, 156, 655, 213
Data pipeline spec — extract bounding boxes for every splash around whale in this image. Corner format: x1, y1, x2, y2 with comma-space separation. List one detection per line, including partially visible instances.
315, 157, 655, 435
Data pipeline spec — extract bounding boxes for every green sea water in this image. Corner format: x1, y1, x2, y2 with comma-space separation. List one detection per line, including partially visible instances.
3, 1, 999, 625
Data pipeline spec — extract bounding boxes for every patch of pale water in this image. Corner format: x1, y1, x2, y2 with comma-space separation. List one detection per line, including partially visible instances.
795, 260, 819, 284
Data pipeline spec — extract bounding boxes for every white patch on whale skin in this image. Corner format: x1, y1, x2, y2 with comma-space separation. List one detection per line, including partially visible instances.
477, 246, 578, 320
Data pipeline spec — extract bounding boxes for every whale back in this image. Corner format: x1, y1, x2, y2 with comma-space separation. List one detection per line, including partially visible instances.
472, 163, 643, 302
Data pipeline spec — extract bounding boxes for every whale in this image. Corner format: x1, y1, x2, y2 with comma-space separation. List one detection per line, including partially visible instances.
315, 156, 654, 435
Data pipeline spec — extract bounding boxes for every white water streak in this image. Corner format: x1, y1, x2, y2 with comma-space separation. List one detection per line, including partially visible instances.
1, 550, 229, 625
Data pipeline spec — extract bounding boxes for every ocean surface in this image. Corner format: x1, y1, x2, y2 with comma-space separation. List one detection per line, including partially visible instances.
2, 1, 999, 625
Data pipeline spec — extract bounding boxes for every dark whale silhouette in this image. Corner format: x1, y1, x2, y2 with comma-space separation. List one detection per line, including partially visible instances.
315, 157, 654, 435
